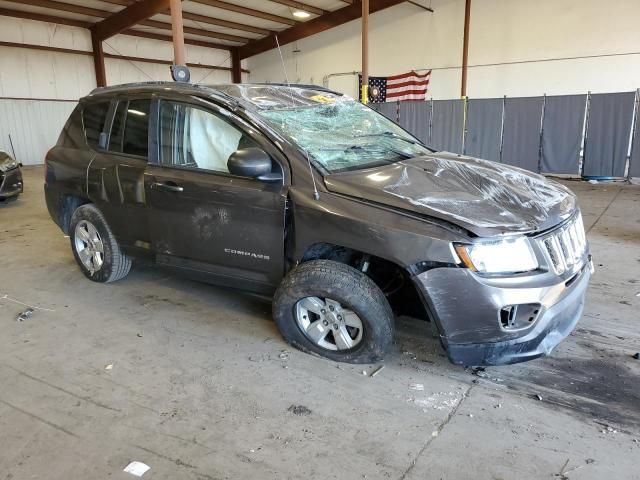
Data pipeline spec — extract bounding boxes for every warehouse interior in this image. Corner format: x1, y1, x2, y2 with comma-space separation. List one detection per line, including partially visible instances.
1, 1, 639, 479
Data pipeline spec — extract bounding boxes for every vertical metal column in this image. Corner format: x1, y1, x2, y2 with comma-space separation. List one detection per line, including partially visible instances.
361, 0, 369, 104
460, 0, 471, 98
580, 92, 592, 177
428, 98, 434, 146
169, 0, 186, 66
498, 95, 506, 163
462, 96, 468, 154
231, 48, 242, 83
624, 88, 640, 179
537, 94, 547, 173
91, 31, 106, 88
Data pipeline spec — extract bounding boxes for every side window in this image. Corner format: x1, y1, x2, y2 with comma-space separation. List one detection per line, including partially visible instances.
82, 101, 110, 149
159, 100, 258, 173
122, 99, 151, 157
108, 100, 128, 153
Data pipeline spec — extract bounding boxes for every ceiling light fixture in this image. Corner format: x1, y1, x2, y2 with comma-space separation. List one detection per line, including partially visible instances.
292, 10, 311, 18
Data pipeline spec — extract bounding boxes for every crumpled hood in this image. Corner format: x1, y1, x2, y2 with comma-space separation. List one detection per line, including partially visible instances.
323, 152, 576, 237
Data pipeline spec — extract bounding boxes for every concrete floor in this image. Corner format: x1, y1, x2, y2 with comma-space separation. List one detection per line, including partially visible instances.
1, 167, 639, 480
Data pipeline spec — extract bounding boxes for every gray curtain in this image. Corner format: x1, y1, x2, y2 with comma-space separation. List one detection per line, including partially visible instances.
431, 99, 464, 153
583, 92, 636, 177
464, 98, 503, 162
398, 101, 430, 145
540, 94, 586, 174
630, 105, 640, 178
501, 97, 544, 172
374, 102, 398, 123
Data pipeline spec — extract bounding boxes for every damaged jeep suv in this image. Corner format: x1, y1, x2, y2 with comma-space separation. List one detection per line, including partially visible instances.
45, 82, 592, 365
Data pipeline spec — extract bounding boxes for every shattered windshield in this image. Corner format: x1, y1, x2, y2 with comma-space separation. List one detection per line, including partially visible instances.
212, 85, 430, 173
259, 100, 432, 173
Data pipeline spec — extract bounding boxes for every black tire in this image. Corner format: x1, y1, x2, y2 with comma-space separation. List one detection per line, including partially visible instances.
273, 260, 394, 364
69, 204, 132, 283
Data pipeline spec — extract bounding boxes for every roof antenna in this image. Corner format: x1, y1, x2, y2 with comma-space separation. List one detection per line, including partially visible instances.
275, 34, 320, 201
275, 34, 290, 88
275, 34, 296, 105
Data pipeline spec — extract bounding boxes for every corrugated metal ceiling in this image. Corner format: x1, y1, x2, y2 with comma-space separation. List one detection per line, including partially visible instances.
0, 0, 354, 48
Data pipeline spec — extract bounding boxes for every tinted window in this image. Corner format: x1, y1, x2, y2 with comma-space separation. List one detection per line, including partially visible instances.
122, 99, 150, 157
108, 100, 128, 153
158, 100, 257, 173
83, 101, 110, 148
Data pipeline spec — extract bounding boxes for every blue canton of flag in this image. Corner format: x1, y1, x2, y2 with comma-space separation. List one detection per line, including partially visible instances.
358, 75, 387, 103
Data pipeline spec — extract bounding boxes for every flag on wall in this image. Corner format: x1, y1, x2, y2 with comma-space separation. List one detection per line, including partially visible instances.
358, 70, 431, 103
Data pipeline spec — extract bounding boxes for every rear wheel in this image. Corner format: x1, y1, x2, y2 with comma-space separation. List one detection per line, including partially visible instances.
69, 204, 131, 283
273, 260, 394, 364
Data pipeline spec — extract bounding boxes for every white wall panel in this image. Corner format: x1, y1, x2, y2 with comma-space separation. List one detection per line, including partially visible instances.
248, 0, 640, 99
0, 17, 234, 165
0, 99, 76, 165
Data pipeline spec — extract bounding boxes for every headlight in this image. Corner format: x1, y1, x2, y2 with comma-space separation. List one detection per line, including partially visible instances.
0, 157, 19, 172
454, 236, 538, 274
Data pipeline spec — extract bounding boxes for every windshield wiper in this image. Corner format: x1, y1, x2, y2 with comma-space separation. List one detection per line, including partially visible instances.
316, 144, 412, 159
355, 131, 425, 147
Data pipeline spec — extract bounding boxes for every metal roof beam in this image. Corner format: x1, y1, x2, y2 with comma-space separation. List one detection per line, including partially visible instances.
190, 0, 298, 26
239, 0, 408, 59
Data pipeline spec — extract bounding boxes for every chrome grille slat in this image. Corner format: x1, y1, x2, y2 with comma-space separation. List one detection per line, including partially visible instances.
540, 214, 587, 275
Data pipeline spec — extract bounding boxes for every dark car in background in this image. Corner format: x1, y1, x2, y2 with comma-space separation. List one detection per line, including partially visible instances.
0, 150, 23, 202
44, 82, 592, 365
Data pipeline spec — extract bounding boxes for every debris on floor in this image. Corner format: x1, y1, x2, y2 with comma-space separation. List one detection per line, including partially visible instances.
410, 392, 461, 411
104, 364, 113, 370
278, 350, 289, 360
409, 383, 424, 391
15, 307, 34, 322
370, 365, 385, 377
123, 461, 150, 477
287, 404, 312, 416
533, 394, 543, 401
632, 352, 640, 360
1, 293, 56, 313
470, 366, 488, 378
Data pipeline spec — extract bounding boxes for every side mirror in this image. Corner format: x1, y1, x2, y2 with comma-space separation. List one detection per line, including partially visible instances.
228, 148, 278, 181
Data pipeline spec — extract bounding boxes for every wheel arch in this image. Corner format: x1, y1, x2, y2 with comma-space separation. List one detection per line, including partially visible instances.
58, 194, 92, 235
297, 242, 431, 322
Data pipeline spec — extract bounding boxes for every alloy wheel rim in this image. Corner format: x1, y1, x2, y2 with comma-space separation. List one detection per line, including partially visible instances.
294, 297, 363, 351
74, 220, 105, 273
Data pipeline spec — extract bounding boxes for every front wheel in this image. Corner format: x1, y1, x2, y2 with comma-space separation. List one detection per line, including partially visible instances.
273, 260, 394, 364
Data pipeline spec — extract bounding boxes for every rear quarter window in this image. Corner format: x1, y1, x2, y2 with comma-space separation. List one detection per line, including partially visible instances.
122, 99, 151, 157
82, 101, 110, 149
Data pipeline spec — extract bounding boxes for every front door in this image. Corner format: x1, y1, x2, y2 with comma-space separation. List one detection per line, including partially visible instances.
145, 98, 288, 291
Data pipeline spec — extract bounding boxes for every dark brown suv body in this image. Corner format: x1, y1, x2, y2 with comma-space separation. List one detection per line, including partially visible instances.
45, 82, 592, 365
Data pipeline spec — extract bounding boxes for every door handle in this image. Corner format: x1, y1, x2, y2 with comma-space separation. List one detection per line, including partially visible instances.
152, 182, 184, 193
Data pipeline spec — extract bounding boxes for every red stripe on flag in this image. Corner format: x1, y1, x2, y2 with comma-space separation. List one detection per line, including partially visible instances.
387, 71, 431, 81
386, 79, 430, 89
387, 89, 429, 98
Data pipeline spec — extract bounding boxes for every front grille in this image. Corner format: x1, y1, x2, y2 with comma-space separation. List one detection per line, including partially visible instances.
541, 213, 587, 275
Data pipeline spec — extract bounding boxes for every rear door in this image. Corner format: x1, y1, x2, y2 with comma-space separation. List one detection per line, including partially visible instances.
87, 96, 151, 249
145, 97, 288, 291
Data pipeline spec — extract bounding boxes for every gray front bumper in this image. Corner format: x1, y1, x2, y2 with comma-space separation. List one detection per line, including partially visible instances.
413, 263, 591, 365
0, 167, 23, 198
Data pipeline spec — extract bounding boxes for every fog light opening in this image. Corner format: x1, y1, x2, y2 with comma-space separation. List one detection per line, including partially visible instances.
500, 304, 541, 331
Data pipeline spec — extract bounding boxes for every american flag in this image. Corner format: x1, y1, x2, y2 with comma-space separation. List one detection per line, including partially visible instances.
359, 70, 431, 103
